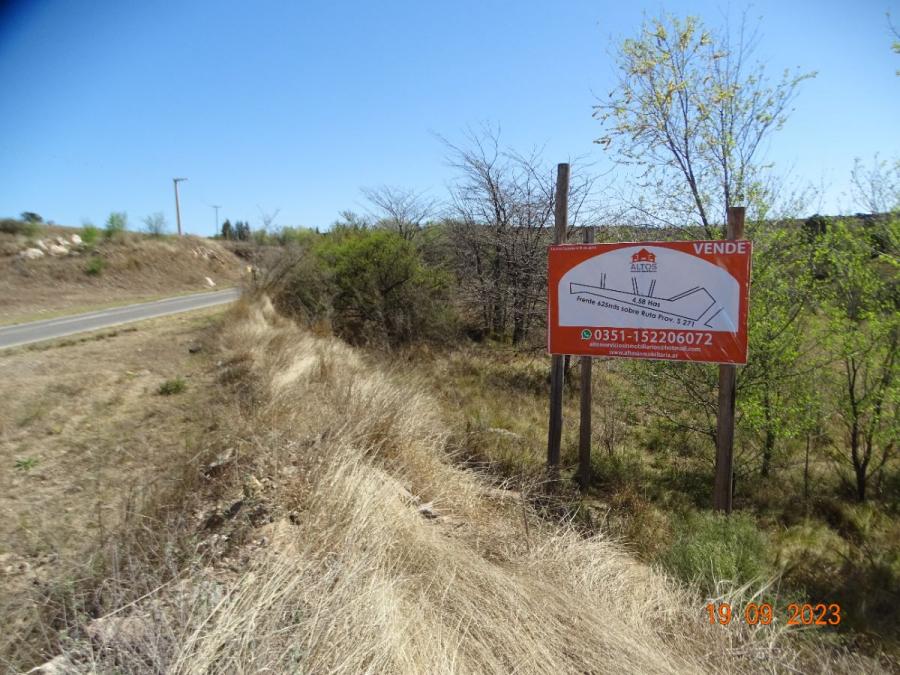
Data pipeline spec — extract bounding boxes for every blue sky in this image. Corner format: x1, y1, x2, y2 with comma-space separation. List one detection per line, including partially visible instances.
0, 0, 897, 236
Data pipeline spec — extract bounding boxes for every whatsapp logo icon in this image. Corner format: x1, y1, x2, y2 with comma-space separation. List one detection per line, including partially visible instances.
580, 329, 592, 340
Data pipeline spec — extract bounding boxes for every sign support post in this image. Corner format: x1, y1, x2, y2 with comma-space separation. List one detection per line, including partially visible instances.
546, 208, 751, 506
546, 163, 569, 481
713, 206, 745, 513
577, 226, 594, 489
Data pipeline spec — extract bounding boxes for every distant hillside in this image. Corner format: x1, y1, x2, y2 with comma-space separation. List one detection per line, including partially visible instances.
0, 222, 247, 324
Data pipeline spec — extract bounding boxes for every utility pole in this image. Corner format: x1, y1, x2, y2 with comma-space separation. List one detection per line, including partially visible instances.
173, 177, 187, 236
212, 204, 221, 234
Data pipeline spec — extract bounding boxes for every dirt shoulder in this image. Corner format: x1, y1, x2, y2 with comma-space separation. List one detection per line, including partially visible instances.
0, 308, 224, 669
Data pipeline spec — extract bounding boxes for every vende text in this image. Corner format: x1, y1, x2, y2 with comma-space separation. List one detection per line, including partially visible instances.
692, 241, 749, 255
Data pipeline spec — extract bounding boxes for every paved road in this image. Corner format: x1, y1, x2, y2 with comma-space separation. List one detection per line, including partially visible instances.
0, 288, 241, 350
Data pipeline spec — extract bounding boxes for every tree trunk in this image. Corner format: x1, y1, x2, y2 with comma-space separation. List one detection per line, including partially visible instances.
803, 434, 811, 511
850, 418, 866, 502
761, 427, 774, 478
761, 387, 773, 477
855, 463, 867, 502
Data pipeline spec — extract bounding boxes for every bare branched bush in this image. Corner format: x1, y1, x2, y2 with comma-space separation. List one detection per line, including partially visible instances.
363, 184, 438, 240
443, 126, 596, 344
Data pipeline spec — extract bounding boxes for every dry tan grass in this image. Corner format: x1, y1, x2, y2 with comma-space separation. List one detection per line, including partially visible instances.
37, 297, 881, 673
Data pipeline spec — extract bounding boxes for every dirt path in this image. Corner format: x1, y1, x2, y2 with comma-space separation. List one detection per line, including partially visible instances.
0, 308, 223, 668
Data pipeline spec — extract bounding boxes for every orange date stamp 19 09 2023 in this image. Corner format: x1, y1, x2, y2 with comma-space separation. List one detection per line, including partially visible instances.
706, 602, 842, 627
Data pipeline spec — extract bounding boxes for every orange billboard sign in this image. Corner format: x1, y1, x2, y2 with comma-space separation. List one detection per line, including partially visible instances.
547, 240, 752, 364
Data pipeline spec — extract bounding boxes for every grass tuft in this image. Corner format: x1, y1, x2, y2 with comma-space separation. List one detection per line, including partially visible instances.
84, 256, 105, 275
657, 511, 768, 595
157, 377, 186, 395
14, 457, 39, 472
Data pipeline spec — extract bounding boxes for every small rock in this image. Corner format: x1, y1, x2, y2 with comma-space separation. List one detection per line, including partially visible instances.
203, 448, 234, 476
417, 502, 438, 519
85, 614, 150, 649
486, 427, 523, 441
204, 276, 216, 287
188, 343, 203, 353
19, 247, 45, 260
69, 233, 82, 245
34, 239, 48, 251
47, 244, 69, 256
54, 236, 68, 247
203, 512, 224, 530
225, 499, 244, 518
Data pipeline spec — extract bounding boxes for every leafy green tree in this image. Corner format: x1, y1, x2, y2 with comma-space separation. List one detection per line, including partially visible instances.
221, 219, 233, 240
630, 217, 821, 483
850, 155, 900, 214
20, 211, 42, 224
234, 220, 251, 241
738, 223, 819, 477
815, 219, 899, 502
594, 13, 813, 236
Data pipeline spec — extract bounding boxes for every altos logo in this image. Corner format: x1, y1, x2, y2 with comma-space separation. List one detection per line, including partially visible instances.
630, 248, 657, 273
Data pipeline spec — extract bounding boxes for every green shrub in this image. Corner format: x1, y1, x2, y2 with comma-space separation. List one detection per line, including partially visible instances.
276, 226, 319, 247
589, 449, 647, 493
267, 249, 334, 325
271, 229, 457, 346
104, 212, 127, 240
323, 229, 456, 345
157, 378, 186, 395
658, 511, 768, 594
84, 257, 105, 276
81, 222, 100, 244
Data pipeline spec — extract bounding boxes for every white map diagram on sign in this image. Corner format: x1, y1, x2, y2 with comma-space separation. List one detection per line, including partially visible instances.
558, 245, 739, 331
